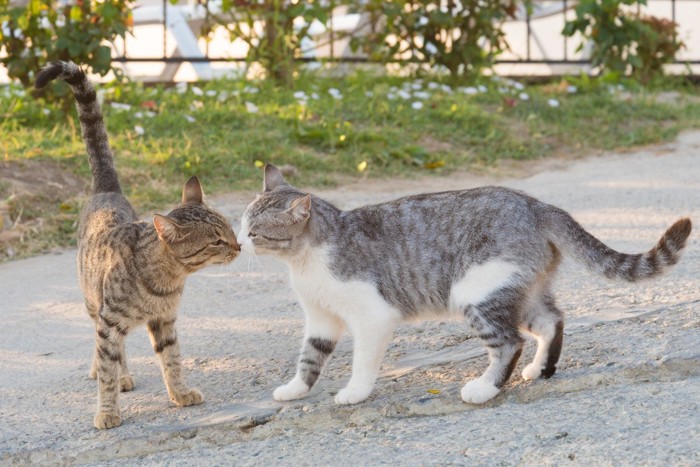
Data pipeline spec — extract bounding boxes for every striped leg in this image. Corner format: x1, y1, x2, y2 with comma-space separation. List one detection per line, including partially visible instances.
274, 307, 345, 401
461, 288, 525, 404
521, 294, 564, 380
118, 340, 135, 392
147, 318, 203, 407
93, 313, 125, 429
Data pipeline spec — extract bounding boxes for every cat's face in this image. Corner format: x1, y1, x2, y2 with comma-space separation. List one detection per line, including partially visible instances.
237, 165, 311, 256
154, 177, 240, 269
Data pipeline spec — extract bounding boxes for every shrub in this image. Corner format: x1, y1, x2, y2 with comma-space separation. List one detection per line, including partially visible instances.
562, 0, 683, 82
351, 0, 520, 82
0, 0, 132, 100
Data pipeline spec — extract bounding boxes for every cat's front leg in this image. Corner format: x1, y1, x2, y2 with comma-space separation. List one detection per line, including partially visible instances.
335, 313, 398, 405
274, 307, 344, 402
147, 317, 203, 407
93, 315, 124, 429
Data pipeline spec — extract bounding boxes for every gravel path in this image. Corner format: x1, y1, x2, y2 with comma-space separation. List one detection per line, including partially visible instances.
1, 133, 699, 466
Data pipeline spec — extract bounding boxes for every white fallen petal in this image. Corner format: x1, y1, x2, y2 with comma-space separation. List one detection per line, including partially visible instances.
110, 102, 132, 111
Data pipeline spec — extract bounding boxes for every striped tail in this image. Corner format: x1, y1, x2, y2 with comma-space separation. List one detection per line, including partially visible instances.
546, 207, 692, 282
35, 61, 121, 194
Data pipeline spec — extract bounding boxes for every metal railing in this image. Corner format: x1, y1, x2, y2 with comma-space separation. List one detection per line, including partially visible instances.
111, 0, 700, 73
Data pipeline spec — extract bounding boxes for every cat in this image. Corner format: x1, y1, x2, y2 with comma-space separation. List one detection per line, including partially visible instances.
35, 61, 241, 429
238, 164, 691, 406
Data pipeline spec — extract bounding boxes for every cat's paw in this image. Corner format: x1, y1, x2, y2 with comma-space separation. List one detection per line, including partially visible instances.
171, 388, 204, 407
522, 362, 543, 381
120, 375, 135, 392
94, 411, 122, 430
460, 378, 500, 404
334, 385, 372, 405
273, 378, 310, 401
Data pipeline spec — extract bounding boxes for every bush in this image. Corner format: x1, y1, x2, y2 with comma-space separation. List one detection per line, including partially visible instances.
351, 0, 520, 82
562, 0, 683, 82
206, 0, 345, 86
0, 0, 132, 100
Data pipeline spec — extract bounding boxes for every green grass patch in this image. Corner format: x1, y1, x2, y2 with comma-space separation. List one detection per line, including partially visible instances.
1, 74, 700, 260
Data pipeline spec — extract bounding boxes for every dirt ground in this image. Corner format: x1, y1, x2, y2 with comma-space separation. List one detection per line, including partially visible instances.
1, 132, 698, 465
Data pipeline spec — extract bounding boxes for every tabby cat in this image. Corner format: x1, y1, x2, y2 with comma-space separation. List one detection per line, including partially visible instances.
35, 62, 240, 429
238, 164, 691, 406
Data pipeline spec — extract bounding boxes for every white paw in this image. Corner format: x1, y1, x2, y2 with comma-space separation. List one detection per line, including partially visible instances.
334, 385, 372, 405
273, 377, 309, 401
522, 362, 543, 381
461, 378, 500, 404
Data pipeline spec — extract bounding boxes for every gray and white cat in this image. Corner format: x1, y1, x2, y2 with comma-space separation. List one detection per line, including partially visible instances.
35, 62, 241, 429
238, 164, 691, 405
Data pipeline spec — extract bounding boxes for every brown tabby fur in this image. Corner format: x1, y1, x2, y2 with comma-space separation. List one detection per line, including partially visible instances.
35, 61, 240, 429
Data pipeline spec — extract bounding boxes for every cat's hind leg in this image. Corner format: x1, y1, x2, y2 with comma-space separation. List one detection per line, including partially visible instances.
461, 287, 525, 404
93, 311, 125, 429
118, 340, 135, 392
520, 293, 564, 380
274, 306, 345, 402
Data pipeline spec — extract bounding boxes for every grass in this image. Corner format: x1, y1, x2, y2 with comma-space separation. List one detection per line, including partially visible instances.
1, 72, 700, 260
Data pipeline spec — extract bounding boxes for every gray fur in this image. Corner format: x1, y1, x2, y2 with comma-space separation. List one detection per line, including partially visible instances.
242, 165, 692, 403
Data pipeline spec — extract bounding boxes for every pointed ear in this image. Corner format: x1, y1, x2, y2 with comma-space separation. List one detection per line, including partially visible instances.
182, 176, 204, 204
153, 214, 181, 243
263, 164, 288, 192
287, 195, 311, 223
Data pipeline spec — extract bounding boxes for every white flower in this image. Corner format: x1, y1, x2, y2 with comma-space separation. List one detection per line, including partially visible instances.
184, 115, 196, 123
110, 103, 132, 111
547, 98, 560, 107
428, 82, 439, 90
387, 93, 396, 100
311, 92, 319, 100
176, 82, 188, 94
425, 43, 438, 56
413, 91, 430, 99
498, 87, 509, 94
190, 100, 204, 111
519, 92, 529, 101
191, 86, 203, 96
478, 85, 488, 93
134, 111, 143, 119
365, 91, 374, 98
217, 91, 229, 102
567, 85, 578, 94
411, 82, 422, 90
328, 87, 341, 96
134, 125, 145, 136
243, 86, 259, 94
512, 81, 525, 91
459, 86, 478, 95
398, 90, 411, 100
42, 108, 51, 115
144, 111, 156, 118
245, 101, 259, 113
389, 86, 398, 92
417, 16, 429, 26
411, 101, 424, 110
441, 84, 453, 94
293, 91, 307, 99
206, 90, 217, 97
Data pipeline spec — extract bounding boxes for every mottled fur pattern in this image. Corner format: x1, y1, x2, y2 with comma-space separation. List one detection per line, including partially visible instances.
35, 62, 241, 429
239, 164, 691, 405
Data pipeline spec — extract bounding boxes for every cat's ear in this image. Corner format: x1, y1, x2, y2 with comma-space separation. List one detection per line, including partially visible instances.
263, 164, 288, 192
153, 215, 181, 243
287, 195, 311, 223
182, 176, 204, 204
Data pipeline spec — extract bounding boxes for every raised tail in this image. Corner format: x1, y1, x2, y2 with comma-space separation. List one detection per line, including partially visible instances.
545, 207, 692, 282
35, 61, 121, 194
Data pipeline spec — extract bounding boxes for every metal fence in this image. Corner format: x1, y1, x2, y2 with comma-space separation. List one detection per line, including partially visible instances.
111, 0, 700, 79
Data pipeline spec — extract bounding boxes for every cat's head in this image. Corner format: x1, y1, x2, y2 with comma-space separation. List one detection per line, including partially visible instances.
153, 176, 240, 269
237, 164, 311, 256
